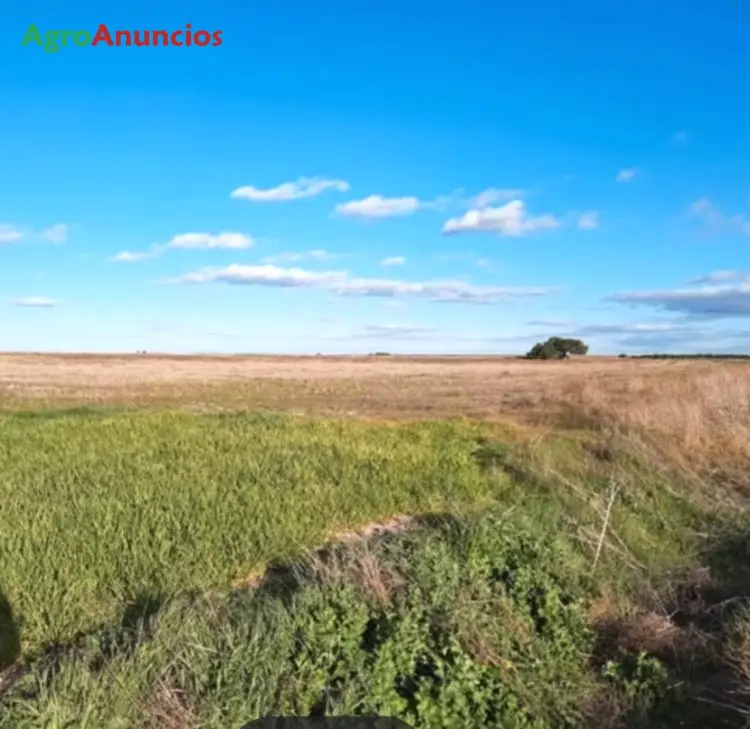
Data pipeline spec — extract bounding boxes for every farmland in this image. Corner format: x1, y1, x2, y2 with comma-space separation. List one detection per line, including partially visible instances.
1, 353, 749, 728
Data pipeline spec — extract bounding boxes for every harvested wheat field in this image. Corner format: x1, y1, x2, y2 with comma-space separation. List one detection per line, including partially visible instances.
1, 354, 750, 728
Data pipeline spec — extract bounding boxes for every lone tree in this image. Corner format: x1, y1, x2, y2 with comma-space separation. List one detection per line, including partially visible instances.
526, 336, 589, 360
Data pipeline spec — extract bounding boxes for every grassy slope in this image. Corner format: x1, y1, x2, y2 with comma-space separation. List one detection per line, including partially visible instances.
1, 409, 749, 728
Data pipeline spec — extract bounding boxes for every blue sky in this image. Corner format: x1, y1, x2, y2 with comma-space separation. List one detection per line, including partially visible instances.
2, 0, 750, 354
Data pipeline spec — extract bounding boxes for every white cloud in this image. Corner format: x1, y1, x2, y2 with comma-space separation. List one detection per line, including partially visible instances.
169, 264, 559, 303
0, 225, 23, 244
111, 231, 253, 262
380, 256, 406, 267
442, 200, 560, 236
166, 232, 254, 250
262, 249, 337, 263
42, 223, 68, 244
616, 168, 637, 183
335, 195, 421, 219
12, 297, 57, 308
577, 211, 599, 230
473, 188, 525, 208
230, 176, 350, 202
110, 250, 159, 262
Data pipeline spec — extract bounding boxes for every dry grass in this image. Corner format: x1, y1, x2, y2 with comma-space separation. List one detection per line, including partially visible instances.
2, 353, 748, 477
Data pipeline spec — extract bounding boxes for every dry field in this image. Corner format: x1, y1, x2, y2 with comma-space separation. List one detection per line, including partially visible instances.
2, 352, 748, 469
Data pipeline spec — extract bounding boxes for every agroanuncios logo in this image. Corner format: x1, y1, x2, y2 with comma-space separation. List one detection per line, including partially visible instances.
22, 23, 223, 52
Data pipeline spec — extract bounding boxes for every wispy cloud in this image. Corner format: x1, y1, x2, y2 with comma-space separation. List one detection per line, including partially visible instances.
472, 188, 525, 208
262, 249, 337, 263
616, 168, 637, 183
608, 274, 750, 317
168, 264, 559, 303
110, 250, 160, 262
688, 198, 750, 235
42, 223, 68, 244
335, 195, 421, 219
442, 200, 559, 236
111, 231, 253, 262
12, 296, 57, 308
577, 211, 599, 230
380, 256, 406, 267
166, 232, 253, 250
690, 270, 747, 284
0, 225, 24, 244
230, 176, 350, 202
351, 324, 437, 340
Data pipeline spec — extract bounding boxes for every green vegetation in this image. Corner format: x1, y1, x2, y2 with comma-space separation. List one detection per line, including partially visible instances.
1, 409, 749, 728
526, 337, 589, 360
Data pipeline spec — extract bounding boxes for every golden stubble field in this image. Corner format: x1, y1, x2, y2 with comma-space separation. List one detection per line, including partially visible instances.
1, 353, 748, 448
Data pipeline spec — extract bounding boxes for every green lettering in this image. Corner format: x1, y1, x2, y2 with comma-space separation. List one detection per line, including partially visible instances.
22, 24, 43, 47
73, 30, 91, 47
44, 30, 60, 53
61, 30, 73, 46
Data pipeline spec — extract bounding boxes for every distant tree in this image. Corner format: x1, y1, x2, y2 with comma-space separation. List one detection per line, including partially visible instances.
526, 336, 589, 360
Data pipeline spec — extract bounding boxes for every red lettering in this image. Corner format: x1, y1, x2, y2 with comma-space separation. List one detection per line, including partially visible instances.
91, 23, 113, 46
152, 30, 168, 45
185, 23, 192, 46
193, 30, 210, 46
170, 30, 183, 46
133, 30, 150, 47
211, 30, 223, 46
115, 30, 131, 46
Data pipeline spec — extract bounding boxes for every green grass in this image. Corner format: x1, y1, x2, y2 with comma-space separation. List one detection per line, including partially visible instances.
1, 410, 749, 728
0, 411, 500, 652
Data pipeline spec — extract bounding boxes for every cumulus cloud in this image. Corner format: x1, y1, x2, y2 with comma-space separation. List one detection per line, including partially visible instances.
688, 198, 750, 235
42, 223, 68, 244
168, 264, 558, 303
0, 225, 23, 244
230, 177, 350, 202
577, 211, 599, 230
12, 297, 57, 308
616, 168, 637, 183
380, 256, 406, 267
335, 195, 421, 219
442, 200, 560, 236
262, 249, 337, 263
609, 280, 750, 317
